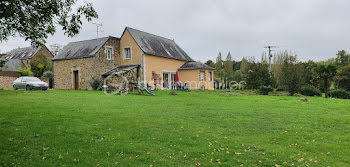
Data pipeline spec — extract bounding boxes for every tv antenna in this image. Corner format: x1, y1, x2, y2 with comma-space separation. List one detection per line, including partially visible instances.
264, 46, 279, 72
92, 23, 103, 38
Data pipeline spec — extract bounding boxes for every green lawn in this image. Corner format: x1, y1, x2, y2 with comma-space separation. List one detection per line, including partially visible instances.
1, 90, 350, 166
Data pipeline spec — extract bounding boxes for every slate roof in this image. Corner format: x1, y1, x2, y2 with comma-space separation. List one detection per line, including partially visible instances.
4, 59, 24, 70
53, 36, 118, 61
5, 47, 41, 59
126, 27, 194, 62
178, 61, 215, 70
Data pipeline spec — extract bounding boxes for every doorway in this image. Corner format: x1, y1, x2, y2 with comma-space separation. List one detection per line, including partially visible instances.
73, 70, 79, 90
162, 72, 175, 89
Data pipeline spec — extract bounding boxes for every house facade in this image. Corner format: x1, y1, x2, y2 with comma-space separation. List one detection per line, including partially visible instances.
53, 27, 214, 90
4, 45, 54, 70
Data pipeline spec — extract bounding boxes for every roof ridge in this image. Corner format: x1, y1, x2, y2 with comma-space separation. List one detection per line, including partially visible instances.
69, 36, 118, 44
126, 27, 175, 42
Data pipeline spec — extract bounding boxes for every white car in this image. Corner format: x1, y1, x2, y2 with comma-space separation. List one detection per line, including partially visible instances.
13, 76, 48, 90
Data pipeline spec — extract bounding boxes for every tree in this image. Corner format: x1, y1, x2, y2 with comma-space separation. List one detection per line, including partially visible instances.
1, 0, 98, 46
215, 52, 224, 80
245, 62, 272, 89
335, 64, 350, 91
280, 56, 301, 96
271, 51, 290, 89
205, 60, 215, 68
30, 54, 52, 77
239, 58, 250, 81
298, 60, 317, 86
313, 64, 337, 98
224, 52, 234, 79
50, 44, 63, 56
335, 50, 350, 68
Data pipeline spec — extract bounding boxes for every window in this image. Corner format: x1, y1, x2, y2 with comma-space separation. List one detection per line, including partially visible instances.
105, 46, 113, 60
200, 71, 205, 81
26, 59, 30, 65
124, 48, 131, 60
208, 72, 212, 81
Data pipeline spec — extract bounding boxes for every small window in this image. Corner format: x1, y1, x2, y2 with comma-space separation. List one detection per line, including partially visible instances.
105, 47, 113, 60
200, 71, 205, 81
208, 72, 212, 81
124, 48, 131, 60
26, 59, 30, 64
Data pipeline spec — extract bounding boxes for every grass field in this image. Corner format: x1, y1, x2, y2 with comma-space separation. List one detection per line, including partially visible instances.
1, 90, 350, 166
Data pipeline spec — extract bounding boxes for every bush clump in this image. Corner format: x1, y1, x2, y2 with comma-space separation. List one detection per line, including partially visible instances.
259, 86, 273, 95
329, 89, 350, 99
90, 79, 100, 90
300, 85, 322, 97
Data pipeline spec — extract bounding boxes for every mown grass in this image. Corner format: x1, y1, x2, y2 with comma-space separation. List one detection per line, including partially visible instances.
0, 90, 349, 166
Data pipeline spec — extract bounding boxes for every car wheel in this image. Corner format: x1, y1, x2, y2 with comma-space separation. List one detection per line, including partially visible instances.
26, 85, 31, 91
13, 85, 17, 90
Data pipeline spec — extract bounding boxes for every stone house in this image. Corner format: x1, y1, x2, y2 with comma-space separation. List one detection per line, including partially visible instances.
4, 45, 54, 70
53, 27, 214, 90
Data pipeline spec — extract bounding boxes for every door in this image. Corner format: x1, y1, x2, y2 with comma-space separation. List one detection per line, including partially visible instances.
73, 70, 79, 90
163, 73, 169, 89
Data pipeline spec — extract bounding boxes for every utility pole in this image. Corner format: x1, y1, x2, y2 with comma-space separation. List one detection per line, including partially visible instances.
92, 23, 103, 38
264, 46, 278, 73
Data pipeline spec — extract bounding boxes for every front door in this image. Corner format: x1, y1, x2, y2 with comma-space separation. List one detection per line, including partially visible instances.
73, 70, 79, 90
163, 73, 169, 89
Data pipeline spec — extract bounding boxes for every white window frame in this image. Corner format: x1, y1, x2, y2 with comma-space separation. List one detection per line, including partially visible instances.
208, 72, 212, 81
123, 47, 132, 60
200, 71, 205, 81
105, 46, 113, 60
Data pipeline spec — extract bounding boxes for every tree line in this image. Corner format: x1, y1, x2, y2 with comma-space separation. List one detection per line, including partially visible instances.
205, 50, 350, 98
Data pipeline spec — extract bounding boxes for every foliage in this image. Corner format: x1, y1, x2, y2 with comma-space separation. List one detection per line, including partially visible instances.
239, 58, 250, 81
335, 64, 350, 91
245, 62, 272, 89
90, 79, 100, 90
272, 51, 292, 89
17, 66, 33, 76
335, 50, 350, 68
300, 85, 322, 97
49, 44, 63, 56
298, 60, 317, 86
313, 64, 337, 98
329, 89, 350, 99
42, 71, 53, 78
215, 52, 224, 80
204, 60, 215, 68
259, 86, 273, 95
30, 54, 52, 77
0, 0, 98, 46
224, 52, 234, 78
280, 55, 301, 96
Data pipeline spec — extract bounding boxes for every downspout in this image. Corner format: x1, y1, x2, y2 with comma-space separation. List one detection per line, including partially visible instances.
141, 53, 146, 85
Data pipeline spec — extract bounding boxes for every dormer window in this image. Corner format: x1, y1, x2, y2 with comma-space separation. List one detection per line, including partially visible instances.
105, 46, 113, 60
124, 47, 131, 60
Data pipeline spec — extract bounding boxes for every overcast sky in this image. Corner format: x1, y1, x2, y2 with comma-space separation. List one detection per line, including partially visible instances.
1, 0, 350, 62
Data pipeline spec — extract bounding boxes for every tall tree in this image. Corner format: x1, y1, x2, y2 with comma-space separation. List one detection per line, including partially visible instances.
239, 58, 249, 81
30, 54, 52, 77
215, 52, 223, 71
224, 52, 234, 79
298, 60, 317, 86
335, 64, 350, 91
1, 0, 98, 46
313, 64, 337, 98
335, 50, 350, 68
245, 62, 272, 89
280, 55, 301, 96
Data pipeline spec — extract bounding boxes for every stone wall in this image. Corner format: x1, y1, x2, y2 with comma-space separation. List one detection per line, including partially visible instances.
53, 38, 120, 90
0, 76, 17, 89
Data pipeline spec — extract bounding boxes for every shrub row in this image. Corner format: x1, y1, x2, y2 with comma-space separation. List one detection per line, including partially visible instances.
329, 89, 350, 99
300, 85, 322, 97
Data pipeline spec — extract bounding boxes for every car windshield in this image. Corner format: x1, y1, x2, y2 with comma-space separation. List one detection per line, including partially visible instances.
26, 77, 41, 82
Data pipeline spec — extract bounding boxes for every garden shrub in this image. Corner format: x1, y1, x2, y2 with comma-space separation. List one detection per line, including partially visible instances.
42, 71, 53, 78
329, 89, 350, 99
259, 86, 273, 95
169, 90, 177, 96
90, 79, 100, 90
300, 85, 322, 97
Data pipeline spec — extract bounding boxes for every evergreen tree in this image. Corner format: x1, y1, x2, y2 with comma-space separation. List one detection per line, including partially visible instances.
313, 64, 337, 98
224, 52, 234, 79
280, 56, 301, 96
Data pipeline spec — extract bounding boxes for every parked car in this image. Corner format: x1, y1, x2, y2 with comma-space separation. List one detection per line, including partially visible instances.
13, 77, 48, 90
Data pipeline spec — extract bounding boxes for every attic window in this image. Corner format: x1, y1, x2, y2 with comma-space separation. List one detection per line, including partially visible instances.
124, 47, 131, 60
105, 46, 113, 60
